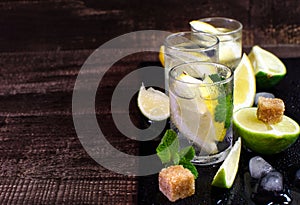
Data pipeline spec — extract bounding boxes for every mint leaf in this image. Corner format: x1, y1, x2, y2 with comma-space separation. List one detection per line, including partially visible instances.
156, 143, 171, 164
209, 74, 233, 129
179, 146, 195, 161
156, 129, 199, 179
162, 129, 178, 147
179, 158, 198, 179
209, 73, 222, 82
215, 95, 226, 123
156, 129, 179, 164
215, 94, 233, 128
225, 94, 233, 128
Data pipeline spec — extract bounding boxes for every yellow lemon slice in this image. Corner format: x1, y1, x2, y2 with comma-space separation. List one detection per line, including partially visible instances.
233, 53, 256, 112
137, 83, 169, 121
159, 45, 165, 67
189, 20, 221, 34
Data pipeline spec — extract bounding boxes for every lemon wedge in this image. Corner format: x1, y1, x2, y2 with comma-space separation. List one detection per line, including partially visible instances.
170, 72, 218, 154
137, 83, 169, 121
233, 53, 256, 112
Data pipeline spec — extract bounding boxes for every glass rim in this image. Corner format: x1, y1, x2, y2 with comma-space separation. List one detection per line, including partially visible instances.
191, 17, 243, 37
169, 61, 233, 86
164, 31, 219, 53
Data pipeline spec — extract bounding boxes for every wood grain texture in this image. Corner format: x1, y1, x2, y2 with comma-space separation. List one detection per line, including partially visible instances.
0, 0, 299, 56
0, 0, 299, 204
0, 49, 140, 204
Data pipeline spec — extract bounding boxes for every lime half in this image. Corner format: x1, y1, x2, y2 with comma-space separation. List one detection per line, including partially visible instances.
233, 107, 300, 154
137, 83, 169, 121
248, 45, 286, 89
212, 137, 241, 188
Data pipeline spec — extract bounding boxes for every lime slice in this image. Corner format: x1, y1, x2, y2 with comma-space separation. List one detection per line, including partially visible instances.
233, 53, 256, 112
233, 107, 300, 154
159, 45, 165, 67
248, 45, 286, 89
212, 137, 241, 188
137, 83, 169, 121
189, 20, 221, 34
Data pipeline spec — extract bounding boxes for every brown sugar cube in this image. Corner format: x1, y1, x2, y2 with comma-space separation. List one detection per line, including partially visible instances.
158, 165, 195, 202
257, 97, 285, 124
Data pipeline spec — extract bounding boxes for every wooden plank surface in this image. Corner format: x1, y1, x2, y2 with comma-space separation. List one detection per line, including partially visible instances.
0, 0, 299, 56
0, 0, 299, 204
0, 49, 140, 204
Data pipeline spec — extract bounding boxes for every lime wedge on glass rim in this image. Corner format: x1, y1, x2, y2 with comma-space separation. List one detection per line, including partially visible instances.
233, 107, 300, 154
211, 137, 242, 188
248, 45, 286, 89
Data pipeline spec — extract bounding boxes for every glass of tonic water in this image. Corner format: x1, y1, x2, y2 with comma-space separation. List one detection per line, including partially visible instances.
169, 61, 234, 165
164, 31, 219, 91
191, 17, 243, 70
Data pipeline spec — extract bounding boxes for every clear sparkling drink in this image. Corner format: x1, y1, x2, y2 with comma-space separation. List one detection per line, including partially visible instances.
169, 61, 234, 165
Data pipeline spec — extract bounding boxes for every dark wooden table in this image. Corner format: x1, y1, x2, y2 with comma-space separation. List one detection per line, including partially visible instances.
0, 1, 299, 204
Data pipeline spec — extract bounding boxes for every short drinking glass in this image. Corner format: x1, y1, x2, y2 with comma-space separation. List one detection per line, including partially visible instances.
169, 61, 234, 165
164, 31, 219, 90
191, 17, 243, 69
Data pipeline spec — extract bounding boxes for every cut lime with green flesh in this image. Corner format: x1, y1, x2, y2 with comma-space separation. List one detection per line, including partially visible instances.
233, 107, 300, 154
248, 45, 286, 90
211, 137, 241, 188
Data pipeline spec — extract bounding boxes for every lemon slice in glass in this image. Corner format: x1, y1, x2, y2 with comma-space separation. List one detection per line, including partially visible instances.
248, 45, 286, 89
212, 137, 241, 188
233, 107, 300, 154
189, 20, 221, 34
137, 83, 169, 121
170, 73, 218, 154
233, 53, 256, 112
159, 45, 165, 67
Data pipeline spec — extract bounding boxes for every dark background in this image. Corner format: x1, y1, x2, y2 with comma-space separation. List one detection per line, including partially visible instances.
0, 0, 299, 204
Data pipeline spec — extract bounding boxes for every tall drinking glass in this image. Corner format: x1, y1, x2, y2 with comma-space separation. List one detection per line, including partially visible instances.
191, 17, 242, 70
169, 61, 234, 165
164, 31, 219, 91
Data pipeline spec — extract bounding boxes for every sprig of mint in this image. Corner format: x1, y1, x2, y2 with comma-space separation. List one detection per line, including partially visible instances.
209, 74, 233, 128
156, 129, 198, 179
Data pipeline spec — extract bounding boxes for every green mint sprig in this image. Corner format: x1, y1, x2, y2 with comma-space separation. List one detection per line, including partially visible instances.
209, 74, 233, 128
156, 129, 198, 179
